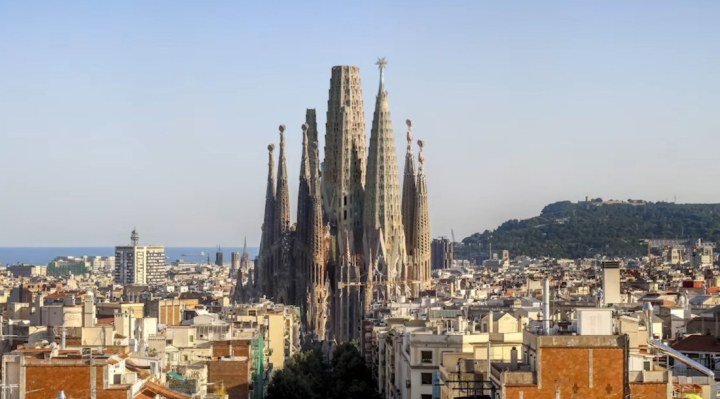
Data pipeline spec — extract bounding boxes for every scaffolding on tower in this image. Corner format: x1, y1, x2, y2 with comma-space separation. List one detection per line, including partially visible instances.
251, 333, 265, 399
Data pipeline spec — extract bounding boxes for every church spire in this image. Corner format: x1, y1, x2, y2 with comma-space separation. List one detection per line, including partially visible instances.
308, 139, 328, 339
305, 109, 319, 180
255, 143, 276, 299
299, 123, 310, 183
275, 125, 291, 237
376, 57, 387, 95
401, 119, 417, 255
273, 124, 293, 304
261, 144, 276, 251
295, 123, 312, 306
241, 236, 248, 260
309, 141, 325, 265
364, 57, 407, 299
413, 139, 431, 294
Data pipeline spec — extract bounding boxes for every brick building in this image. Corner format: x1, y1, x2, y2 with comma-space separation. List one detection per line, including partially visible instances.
1, 347, 188, 399
490, 333, 671, 399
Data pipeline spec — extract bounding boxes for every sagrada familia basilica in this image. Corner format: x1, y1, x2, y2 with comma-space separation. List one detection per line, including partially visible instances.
234, 59, 432, 342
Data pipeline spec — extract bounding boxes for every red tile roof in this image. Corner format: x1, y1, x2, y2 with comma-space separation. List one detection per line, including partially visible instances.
671, 334, 720, 353
140, 381, 191, 399
673, 383, 702, 394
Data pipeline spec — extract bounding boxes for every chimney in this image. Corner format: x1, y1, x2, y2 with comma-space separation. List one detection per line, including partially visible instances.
61, 313, 66, 350
510, 346, 518, 370
643, 302, 654, 340
543, 278, 551, 335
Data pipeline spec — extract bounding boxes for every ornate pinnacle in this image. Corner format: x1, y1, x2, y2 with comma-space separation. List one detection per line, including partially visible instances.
267, 143, 275, 173
417, 139, 425, 170
278, 125, 286, 151
301, 123, 309, 148
406, 119, 413, 149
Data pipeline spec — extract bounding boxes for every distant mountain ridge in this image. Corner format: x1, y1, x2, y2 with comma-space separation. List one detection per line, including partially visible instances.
457, 199, 720, 260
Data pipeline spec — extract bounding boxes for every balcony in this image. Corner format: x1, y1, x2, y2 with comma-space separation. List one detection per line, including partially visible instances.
491, 363, 536, 387
628, 369, 669, 383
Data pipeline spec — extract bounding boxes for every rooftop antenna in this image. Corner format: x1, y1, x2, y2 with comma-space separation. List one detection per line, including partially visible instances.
130, 228, 139, 246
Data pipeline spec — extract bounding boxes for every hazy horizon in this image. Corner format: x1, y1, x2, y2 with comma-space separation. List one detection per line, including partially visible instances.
1, 2, 718, 246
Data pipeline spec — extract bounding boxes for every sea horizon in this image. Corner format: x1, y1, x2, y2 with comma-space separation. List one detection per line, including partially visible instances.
0, 246, 260, 266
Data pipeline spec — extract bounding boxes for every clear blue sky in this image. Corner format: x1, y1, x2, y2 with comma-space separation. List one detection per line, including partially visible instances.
1, 2, 718, 246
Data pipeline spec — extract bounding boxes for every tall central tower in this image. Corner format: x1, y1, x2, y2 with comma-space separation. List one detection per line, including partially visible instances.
363, 58, 407, 301
323, 66, 367, 341
322, 66, 367, 253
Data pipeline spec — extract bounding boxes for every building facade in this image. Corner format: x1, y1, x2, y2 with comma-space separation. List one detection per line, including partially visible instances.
114, 229, 166, 286
431, 237, 453, 270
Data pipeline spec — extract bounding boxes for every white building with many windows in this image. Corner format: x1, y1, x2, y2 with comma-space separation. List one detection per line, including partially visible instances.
114, 229, 166, 286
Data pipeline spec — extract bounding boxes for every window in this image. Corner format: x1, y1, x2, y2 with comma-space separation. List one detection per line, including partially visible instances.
421, 350, 432, 364
421, 373, 433, 385
421, 395, 433, 399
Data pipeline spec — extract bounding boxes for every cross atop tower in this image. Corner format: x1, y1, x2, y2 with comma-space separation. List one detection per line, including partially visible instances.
376, 57, 388, 93
376, 57, 388, 70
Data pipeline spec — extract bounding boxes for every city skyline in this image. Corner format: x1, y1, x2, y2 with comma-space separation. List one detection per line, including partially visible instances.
2, 2, 719, 246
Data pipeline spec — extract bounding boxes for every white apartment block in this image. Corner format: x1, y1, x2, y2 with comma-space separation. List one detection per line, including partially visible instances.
114, 245, 166, 286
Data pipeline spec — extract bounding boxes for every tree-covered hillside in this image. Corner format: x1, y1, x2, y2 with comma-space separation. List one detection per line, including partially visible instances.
457, 200, 720, 261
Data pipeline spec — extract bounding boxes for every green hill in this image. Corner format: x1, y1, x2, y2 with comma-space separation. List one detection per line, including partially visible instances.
457, 199, 720, 261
